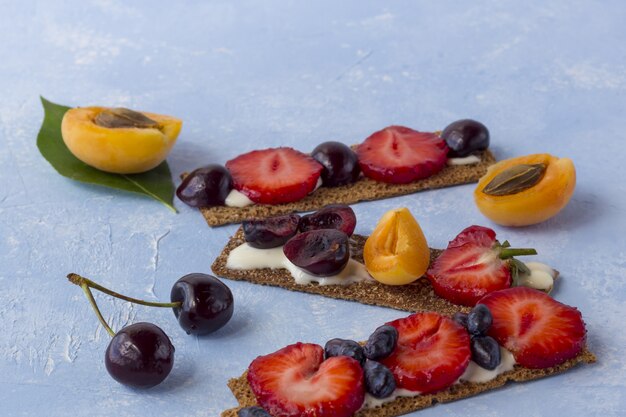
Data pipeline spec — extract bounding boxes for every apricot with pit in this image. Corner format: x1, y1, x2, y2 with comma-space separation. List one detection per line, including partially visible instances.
61, 107, 182, 174
474, 154, 575, 226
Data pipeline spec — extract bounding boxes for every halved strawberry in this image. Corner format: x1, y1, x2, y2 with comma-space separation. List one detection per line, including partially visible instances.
381, 312, 470, 393
356, 126, 448, 184
448, 224, 496, 247
426, 225, 536, 306
247, 342, 365, 417
226, 147, 323, 204
479, 287, 586, 369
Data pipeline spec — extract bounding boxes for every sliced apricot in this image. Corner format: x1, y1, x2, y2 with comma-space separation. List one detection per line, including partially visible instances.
474, 154, 575, 226
363, 208, 430, 285
61, 107, 182, 174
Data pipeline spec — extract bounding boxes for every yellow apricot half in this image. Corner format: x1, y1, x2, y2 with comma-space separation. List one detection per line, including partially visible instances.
363, 208, 430, 285
474, 154, 576, 226
61, 107, 182, 174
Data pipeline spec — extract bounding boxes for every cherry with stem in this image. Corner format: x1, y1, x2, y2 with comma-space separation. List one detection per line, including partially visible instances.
67, 273, 175, 388
68, 272, 234, 336
67, 272, 234, 387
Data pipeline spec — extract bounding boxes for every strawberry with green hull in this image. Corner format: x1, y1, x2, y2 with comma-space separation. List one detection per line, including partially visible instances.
426, 225, 537, 306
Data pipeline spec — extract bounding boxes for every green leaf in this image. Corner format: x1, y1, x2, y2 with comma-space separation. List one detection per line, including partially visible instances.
36, 97, 177, 212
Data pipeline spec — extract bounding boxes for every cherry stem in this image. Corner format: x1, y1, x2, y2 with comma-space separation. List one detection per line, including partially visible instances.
80, 282, 116, 338
67, 273, 182, 309
499, 248, 537, 259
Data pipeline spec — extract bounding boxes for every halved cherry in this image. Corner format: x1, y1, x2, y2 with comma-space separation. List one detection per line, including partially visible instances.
283, 229, 350, 277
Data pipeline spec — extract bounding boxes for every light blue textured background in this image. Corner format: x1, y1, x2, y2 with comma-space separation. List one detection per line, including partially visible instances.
1, 1, 625, 416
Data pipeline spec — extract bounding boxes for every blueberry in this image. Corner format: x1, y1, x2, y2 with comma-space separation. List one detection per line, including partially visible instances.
452, 312, 469, 329
470, 336, 501, 370
363, 360, 396, 398
237, 406, 271, 417
364, 325, 398, 361
467, 304, 493, 335
324, 338, 365, 365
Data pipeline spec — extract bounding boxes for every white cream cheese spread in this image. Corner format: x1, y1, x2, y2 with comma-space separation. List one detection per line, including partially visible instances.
225, 189, 255, 207
447, 154, 481, 165
517, 261, 557, 292
361, 347, 516, 409
226, 242, 373, 286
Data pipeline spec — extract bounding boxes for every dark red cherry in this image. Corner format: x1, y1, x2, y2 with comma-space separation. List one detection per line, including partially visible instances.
243, 214, 301, 249
441, 119, 490, 158
105, 322, 174, 388
299, 204, 356, 236
311, 141, 361, 186
176, 164, 233, 207
170, 273, 234, 335
283, 229, 350, 276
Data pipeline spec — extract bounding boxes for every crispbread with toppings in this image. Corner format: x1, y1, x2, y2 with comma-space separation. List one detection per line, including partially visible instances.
194, 150, 495, 227
220, 347, 595, 417
212, 229, 469, 315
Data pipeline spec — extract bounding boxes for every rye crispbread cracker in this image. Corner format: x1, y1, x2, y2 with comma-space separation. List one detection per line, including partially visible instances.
220, 347, 596, 417
212, 229, 471, 315
195, 150, 495, 227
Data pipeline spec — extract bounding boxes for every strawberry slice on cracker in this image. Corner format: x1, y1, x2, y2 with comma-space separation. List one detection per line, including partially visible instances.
480, 287, 587, 368
247, 342, 365, 417
356, 126, 448, 184
381, 312, 471, 393
427, 225, 537, 306
226, 147, 323, 204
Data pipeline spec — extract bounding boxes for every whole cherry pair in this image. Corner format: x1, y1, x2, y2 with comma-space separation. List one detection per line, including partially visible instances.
67, 272, 233, 388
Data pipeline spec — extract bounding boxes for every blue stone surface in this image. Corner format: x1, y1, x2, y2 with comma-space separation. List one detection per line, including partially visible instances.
1, 1, 625, 415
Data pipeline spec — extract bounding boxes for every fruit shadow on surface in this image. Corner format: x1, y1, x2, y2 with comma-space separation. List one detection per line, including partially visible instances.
486, 144, 506, 162
499, 187, 604, 233
55, 173, 175, 210
136, 357, 196, 394
168, 140, 218, 178
198, 307, 252, 339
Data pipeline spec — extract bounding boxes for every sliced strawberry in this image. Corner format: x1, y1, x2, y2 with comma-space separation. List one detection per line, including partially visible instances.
480, 287, 586, 369
226, 147, 323, 204
448, 225, 496, 247
381, 312, 470, 393
247, 342, 364, 417
427, 226, 513, 306
356, 126, 448, 184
